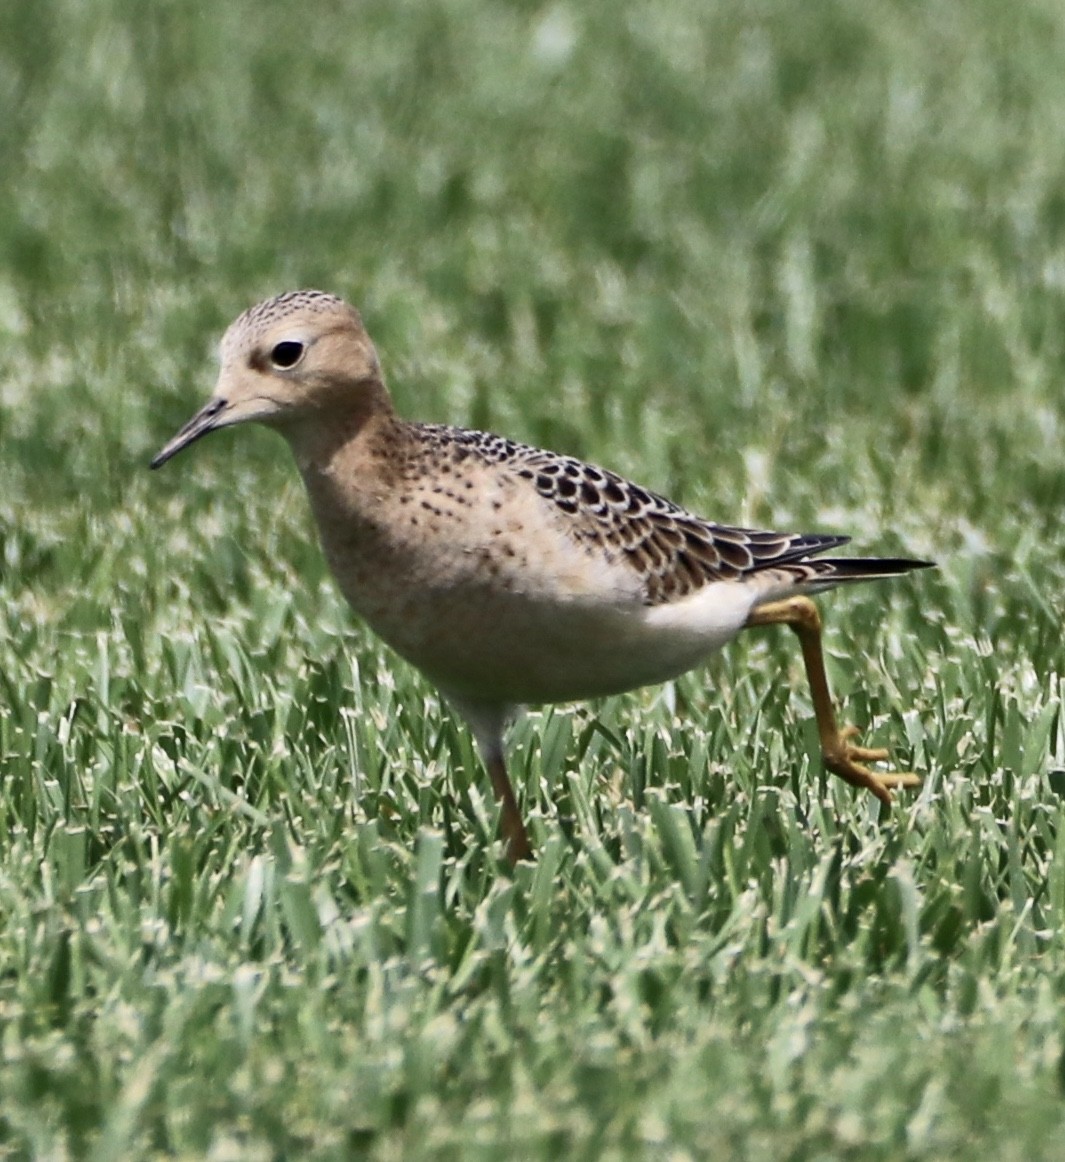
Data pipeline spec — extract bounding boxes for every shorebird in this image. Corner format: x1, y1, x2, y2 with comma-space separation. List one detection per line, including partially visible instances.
152, 290, 931, 863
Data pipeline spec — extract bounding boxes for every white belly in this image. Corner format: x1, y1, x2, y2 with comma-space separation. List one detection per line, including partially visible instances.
361, 575, 755, 706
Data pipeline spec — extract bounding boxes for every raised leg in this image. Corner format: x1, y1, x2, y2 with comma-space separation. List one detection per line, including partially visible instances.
744, 595, 920, 806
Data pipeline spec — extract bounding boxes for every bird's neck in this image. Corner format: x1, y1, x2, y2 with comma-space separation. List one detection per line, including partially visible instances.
283, 377, 397, 477
285, 391, 420, 538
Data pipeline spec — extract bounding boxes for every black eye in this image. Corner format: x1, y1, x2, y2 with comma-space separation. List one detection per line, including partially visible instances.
270, 340, 304, 369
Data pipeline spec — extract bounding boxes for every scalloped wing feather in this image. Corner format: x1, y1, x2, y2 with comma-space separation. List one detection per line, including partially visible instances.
413, 425, 928, 606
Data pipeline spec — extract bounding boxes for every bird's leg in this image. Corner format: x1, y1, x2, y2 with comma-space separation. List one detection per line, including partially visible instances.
450, 700, 535, 865
744, 595, 920, 806
483, 750, 534, 865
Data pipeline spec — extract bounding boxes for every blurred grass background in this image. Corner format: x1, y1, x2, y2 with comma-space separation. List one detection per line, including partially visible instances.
2, 0, 1065, 1157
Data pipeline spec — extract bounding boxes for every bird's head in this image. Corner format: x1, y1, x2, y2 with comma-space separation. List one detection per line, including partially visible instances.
151, 290, 387, 468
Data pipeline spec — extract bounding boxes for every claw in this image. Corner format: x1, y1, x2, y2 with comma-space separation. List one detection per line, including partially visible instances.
837, 724, 888, 761
744, 596, 923, 813
823, 724, 921, 807
849, 745, 891, 763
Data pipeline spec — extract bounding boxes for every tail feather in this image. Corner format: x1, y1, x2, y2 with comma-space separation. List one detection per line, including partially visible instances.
807, 556, 935, 581
752, 555, 934, 604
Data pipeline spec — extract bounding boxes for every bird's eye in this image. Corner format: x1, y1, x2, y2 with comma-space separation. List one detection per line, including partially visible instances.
269, 340, 305, 369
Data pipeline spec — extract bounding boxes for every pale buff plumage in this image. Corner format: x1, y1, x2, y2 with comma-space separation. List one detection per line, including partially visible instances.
153, 290, 932, 863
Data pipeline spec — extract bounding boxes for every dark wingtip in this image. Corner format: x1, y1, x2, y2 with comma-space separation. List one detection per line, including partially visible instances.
883, 558, 936, 571
819, 556, 936, 579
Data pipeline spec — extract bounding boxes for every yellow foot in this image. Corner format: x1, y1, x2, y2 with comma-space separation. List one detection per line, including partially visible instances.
822, 725, 921, 808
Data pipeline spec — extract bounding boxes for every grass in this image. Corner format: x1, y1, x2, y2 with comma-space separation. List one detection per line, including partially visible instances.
2, 0, 1065, 1156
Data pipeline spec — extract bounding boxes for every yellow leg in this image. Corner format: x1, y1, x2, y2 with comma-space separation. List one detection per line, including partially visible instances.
745, 596, 920, 807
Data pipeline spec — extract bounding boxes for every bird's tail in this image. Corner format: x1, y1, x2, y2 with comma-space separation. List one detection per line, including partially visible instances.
752, 555, 935, 604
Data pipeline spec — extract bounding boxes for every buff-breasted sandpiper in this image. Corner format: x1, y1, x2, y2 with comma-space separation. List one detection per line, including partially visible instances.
152, 290, 933, 864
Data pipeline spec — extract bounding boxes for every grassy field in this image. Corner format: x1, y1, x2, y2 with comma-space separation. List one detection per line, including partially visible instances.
2, 0, 1065, 1156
